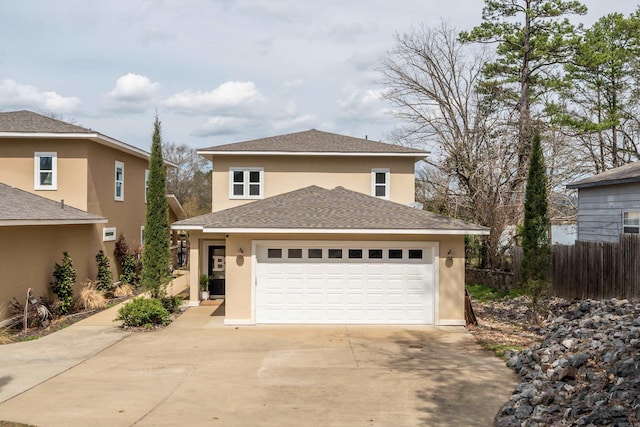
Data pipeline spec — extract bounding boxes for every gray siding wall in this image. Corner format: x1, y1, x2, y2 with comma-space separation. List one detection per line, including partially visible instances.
577, 182, 640, 242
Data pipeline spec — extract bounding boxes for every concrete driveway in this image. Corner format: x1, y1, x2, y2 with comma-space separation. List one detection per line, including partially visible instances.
0, 306, 515, 426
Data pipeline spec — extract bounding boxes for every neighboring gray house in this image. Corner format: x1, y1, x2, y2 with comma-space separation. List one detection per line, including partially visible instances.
567, 161, 640, 242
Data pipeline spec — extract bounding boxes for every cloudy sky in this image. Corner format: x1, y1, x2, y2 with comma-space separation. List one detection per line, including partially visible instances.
0, 1, 636, 151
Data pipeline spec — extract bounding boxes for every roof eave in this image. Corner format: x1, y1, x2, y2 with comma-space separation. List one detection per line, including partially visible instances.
0, 132, 177, 168
171, 225, 488, 235
566, 177, 640, 190
196, 150, 430, 159
0, 218, 108, 226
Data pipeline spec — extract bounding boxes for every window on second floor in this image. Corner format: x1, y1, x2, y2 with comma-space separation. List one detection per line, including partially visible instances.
34, 152, 57, 190
144, 169, 150, 203
372, 168, 389, 199
115, 161, 124, 201
229, 167, 263, 199
623, 211, 640, 234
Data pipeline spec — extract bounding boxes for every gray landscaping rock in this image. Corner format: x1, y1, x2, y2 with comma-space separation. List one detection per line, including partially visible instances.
494, 298, 640, 427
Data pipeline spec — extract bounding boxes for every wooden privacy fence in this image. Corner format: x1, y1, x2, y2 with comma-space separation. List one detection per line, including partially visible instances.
549, 234, 640, 300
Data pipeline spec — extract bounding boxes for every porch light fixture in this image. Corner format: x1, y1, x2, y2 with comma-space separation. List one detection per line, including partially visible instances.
446, 249, 454, 261
237, 248, 244, 257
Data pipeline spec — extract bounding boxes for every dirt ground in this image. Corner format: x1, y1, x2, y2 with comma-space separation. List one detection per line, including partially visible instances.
466, 296, 568, 355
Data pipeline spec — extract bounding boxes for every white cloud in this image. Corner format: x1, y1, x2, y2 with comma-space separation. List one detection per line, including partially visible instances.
279, 79, 304, 92
0, 79, 80, 113
161, 81, 264, 115
103, 73, 159, 113
271, 113, 317, 131
192, 116, 250, 137
338, 88, 387, 112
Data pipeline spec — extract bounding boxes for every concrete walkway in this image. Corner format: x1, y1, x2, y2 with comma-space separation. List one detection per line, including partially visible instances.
0, 297, 515, 427
0, 271, 190, 404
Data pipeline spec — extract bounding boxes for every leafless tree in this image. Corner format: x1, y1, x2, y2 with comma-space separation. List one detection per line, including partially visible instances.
380, 21, 520, 268
163, 143, 212, 217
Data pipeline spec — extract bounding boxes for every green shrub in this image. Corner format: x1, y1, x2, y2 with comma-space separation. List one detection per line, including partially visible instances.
161, 295, 183, 313
95, 250, 113, 292
115, 297, 169, 328
50, 252, 77, 315
120, 254, 139, 286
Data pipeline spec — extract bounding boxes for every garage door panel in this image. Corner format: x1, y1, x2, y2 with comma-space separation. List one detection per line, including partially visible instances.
256, 242, 435, 324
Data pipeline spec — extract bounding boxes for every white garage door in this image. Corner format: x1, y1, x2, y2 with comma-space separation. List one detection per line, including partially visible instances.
255, 242, 435, 324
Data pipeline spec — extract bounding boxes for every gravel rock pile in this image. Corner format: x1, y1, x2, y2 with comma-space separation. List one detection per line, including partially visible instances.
494, 298, 640, 427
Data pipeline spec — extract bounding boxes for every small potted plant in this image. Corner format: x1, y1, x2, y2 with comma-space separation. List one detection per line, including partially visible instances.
199, 274, 210, 301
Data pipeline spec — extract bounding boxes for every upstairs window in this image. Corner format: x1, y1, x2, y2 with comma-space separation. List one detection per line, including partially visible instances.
623, 212, 640, 234
229, 167, 263, 199
115, 161, 124, 201
144, 169, 149, 203
34, 152, 57, 190
372, 168, 389, 199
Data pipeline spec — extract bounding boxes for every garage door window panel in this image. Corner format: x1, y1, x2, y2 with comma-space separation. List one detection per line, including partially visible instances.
267, 248, 282, 259
389, 249, 403, 259
308, 248, 323, 259
328, 249, 343, 259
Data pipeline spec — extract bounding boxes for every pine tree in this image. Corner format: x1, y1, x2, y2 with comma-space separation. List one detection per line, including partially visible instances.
141, 116, 171, 298
520, 130, 551, 311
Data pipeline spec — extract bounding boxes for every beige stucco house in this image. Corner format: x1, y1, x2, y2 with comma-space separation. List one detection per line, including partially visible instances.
0, 110, 181, 319
173, 130, 488, 326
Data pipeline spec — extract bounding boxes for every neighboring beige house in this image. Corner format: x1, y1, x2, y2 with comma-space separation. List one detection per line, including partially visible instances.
0, 110, 180, 319
173, 130, 488, 326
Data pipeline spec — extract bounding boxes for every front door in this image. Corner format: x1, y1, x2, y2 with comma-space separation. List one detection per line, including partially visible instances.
207, 246, 226, 297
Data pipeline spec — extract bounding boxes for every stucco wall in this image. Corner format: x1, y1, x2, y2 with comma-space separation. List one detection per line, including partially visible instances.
0, 136, 151, 293
0, 224, 101, 320
206, 155, 418, 211
0, 138, 89, 210
86, 142, 148, 267
191, 233, 465, 325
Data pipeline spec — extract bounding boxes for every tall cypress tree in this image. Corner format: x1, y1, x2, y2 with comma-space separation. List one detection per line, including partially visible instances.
142, 116, 171, 298
521, 129, 551, 299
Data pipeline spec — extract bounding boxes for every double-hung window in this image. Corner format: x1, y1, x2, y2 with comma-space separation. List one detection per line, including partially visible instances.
229, 167, 263, 199
115, 161, 124, 201
34, 152, 57, 190
144, 169, 150, 203
371, 168, 390, 199
623, 211, 640, 234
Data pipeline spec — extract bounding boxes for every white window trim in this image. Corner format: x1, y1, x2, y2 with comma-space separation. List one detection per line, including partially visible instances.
103, 227, 116, 242
229, 167, 264, 200
144, 169, 150, 203
140, 225, 145, 246
371, 168, 390, 199
115, 161, 124, 201
623, 211, 640, 234
34, 152, 57, 190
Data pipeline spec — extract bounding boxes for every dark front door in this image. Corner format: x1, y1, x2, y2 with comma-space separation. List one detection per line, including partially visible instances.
207, 246, 226, 297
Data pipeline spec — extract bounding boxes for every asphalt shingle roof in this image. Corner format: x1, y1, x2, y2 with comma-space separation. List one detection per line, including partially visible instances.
567, 161, 640, 189
174, 186, 487, 233
0, 110, 92, 133
199, 129, 429, 155
0, 183, 106, 224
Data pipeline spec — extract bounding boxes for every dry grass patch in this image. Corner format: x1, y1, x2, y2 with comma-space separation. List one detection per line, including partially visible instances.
76, 280, 107, 311
113, 283, 134, 297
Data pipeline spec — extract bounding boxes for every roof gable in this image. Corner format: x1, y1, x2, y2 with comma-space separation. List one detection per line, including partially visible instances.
173, 186, 487, 234
0, 182, 107, 226
567, 161, 640, 189
198, 129, 429, 157
0, 110, 176, 165
0, 110, 91, 133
